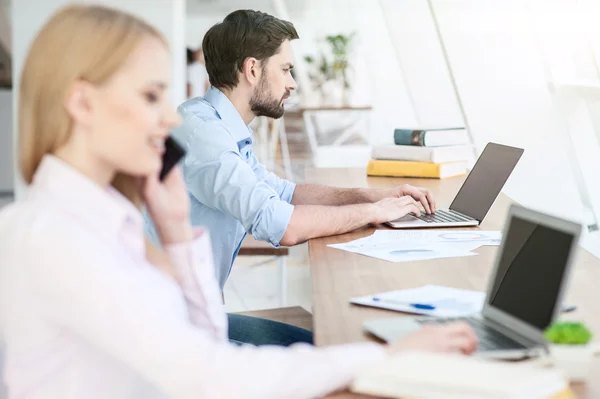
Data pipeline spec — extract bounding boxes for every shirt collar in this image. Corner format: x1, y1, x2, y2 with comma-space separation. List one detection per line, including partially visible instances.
203, 86, 253, 142
30, 155, 144, 239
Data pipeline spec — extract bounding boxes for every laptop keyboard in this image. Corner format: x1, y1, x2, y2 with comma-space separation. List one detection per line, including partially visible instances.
416, 209, 473, 224
416, 317, 527, 351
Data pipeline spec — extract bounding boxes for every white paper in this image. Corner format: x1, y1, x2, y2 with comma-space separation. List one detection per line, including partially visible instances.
443, 241, 495, 252
371, 229, 501, 244
351, 285, 485, 318
329, 238, 477, 263
328, 229, 500, 262
329, 229, 501, 256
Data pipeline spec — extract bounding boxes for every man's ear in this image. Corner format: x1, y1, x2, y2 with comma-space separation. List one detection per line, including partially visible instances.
64, 80, 95, 128
241, 57, 260, 86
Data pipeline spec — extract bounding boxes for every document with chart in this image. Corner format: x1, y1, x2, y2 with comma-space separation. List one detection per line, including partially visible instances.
328, 230, 500, 263
328, 236, 477, 263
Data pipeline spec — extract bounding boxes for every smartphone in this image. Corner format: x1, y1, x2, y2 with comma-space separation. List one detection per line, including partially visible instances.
159, 136, 186, 181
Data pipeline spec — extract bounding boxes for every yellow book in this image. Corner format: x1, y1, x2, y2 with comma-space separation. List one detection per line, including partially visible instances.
551, 388, 577, 399
367, 159, 467, 179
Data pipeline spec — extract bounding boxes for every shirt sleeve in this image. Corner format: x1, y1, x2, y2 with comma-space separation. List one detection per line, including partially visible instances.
180, 119, 294, 247
164, 228, 228, 342
247, 150, 296, 204
23, 225, 388, 399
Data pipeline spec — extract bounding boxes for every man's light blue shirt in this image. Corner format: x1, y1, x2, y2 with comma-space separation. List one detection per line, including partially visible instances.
149, 87, 296, 289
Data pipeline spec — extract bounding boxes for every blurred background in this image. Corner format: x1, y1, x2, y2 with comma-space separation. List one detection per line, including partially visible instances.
2, 0, 600, 316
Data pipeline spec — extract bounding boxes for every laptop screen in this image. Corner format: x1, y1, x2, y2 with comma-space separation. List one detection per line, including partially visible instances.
450, 143, 523, 221
488, 215, 575, 330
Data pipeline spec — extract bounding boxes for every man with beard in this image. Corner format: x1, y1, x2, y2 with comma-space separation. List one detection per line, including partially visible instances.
167, 10, 437, 346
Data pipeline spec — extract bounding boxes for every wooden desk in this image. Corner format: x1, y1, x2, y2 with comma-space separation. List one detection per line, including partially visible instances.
305, 168, 600, 399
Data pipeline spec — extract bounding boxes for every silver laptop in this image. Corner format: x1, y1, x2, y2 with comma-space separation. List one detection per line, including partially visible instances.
387, 142, 524, 228
365, 204, 582, 359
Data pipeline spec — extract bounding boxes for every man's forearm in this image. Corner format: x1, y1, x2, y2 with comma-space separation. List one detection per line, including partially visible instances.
291, 184, 383, 206
280, 203, 376, 246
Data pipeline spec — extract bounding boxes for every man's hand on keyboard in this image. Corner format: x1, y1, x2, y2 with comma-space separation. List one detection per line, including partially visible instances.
387, 322, 478, 356
383, 184, 436, 214
371, 197, 422, 224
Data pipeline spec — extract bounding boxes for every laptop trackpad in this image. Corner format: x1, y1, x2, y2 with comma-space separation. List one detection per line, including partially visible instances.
388, 214, 427, 227
363, 317, 421, 342
396, 214, 418, 222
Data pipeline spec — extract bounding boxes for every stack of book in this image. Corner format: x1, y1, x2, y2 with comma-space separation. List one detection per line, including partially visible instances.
367, 127, 471, 179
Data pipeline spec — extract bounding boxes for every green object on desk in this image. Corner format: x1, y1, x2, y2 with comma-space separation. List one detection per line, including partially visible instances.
544, 321, 593, 345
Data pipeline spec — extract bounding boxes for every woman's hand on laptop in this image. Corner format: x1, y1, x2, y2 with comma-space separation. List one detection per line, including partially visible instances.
387, 323, 478, 356
383, 185, 436, 214
370, 197, 422, 224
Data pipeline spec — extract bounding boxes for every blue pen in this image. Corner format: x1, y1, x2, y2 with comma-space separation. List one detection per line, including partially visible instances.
561, 305, 577, 313
372, 297, 436, 310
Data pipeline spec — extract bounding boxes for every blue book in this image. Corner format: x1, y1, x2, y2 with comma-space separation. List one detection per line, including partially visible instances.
394, 127, 469, 147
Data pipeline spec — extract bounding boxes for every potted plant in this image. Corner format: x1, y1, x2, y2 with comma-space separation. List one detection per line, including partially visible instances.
544, 321, 594, 381
303, 32, 355, 106
325, 33, 354, 104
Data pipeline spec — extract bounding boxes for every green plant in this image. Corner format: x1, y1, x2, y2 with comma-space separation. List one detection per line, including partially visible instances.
544, 322, 593, 345
304, 32, 356, 91
325, 33, 355, 89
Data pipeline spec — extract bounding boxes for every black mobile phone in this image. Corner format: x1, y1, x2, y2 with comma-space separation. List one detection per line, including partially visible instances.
159, 136, 186, 181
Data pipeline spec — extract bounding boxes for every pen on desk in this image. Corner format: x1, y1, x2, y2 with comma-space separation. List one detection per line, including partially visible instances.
561, 305, 577, 313
372, 297, 436, 310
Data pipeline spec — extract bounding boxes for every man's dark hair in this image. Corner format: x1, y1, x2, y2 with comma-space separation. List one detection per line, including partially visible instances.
202, 10, 299, 90
186, 48, 195, 65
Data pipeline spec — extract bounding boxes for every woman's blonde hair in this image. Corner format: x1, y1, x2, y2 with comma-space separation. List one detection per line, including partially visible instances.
19, 4, 165, 206
19, 5, 174, 274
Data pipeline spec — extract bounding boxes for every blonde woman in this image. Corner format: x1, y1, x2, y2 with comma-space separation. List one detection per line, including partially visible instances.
0, 5, 477, 399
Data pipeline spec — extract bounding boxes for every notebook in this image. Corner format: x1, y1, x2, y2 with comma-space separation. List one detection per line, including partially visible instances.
351, 352, 570, 399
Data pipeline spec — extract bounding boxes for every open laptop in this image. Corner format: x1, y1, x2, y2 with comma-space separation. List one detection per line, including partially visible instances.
365, 204, 582, 359
387, 142, 524, 228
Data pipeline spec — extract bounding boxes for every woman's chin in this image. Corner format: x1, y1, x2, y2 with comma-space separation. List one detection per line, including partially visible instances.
125, 161, 161, 178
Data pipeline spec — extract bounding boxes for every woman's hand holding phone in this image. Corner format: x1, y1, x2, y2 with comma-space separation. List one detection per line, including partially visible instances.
142, 137, 192, 245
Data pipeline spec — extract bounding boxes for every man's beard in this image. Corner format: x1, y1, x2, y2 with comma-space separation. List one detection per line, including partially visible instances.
249, 76, 288, 119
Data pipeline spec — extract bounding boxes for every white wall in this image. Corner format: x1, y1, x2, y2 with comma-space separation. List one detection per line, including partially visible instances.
186, 14, 222, 48
380, 0, 463, 130
11, 0, 186, 199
